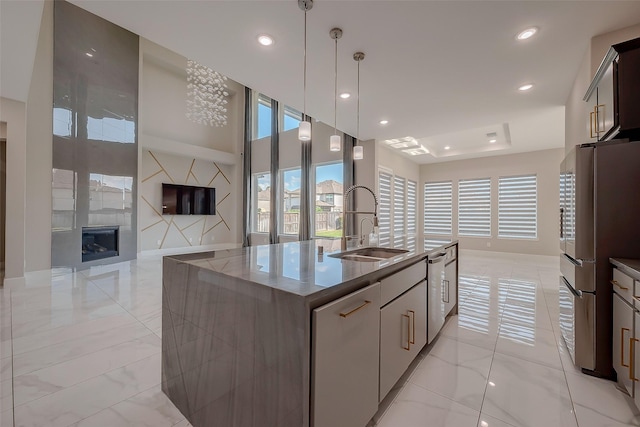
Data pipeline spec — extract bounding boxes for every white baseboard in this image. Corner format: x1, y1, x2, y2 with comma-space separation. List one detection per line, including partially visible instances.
459, 248, 559, 264
3, 276, 26, 287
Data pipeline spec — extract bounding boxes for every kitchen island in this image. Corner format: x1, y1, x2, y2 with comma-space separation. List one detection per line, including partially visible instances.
161, 238, 457, 427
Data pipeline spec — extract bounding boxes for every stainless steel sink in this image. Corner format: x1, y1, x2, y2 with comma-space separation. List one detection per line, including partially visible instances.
328, 247, 409, 261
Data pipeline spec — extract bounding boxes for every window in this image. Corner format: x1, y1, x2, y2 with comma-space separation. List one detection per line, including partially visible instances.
314, 162, 343, 238
458, 178, 491, 237
424, 181, 452, 236
498, 175, 537, 239
256, 93, 272, 139
378, 170, 415, 248
282, 105, 302, 132
251, 172, 271, 233
407, 180, 417, 235
378, 170, 392, 247
393, 176, 406, 248
280, 168, 301, 235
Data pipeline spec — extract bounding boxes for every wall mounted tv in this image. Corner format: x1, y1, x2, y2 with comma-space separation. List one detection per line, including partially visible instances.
162, 183, 216, 215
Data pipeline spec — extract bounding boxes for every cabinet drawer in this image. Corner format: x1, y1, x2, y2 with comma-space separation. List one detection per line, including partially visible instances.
380, 261, 426, 306
612, 268, 635, 305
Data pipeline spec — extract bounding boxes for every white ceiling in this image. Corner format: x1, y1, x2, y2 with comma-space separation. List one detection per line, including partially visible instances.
3, 1, 640, 163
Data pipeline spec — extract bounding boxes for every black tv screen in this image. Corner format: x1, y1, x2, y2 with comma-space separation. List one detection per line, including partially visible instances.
162, 183, 216, 215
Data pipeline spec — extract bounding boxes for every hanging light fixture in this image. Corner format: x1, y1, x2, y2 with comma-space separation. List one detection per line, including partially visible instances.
329, 28, 343, 152
298, 0, 313, 142
353, 51, 365, 160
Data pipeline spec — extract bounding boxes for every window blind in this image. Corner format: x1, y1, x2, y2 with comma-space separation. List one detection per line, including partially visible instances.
407, 180, 417, 235
498, 175, 537, 239
458, 178, 491, 237
424, 181, 452, 235
378, 170, 392, 247
393, 176, 406, 248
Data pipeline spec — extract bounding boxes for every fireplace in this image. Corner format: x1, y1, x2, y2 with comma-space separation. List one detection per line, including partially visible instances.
82, 226, 119, 262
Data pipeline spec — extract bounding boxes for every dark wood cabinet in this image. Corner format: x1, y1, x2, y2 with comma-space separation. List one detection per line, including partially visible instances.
584, 37, 640, 142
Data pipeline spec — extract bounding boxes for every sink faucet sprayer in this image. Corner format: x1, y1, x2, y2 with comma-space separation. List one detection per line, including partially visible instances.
341, 185, 378, 251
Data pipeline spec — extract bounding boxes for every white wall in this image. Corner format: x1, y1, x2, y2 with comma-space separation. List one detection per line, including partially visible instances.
138, 38, 245, 250
420, 148, 564, 256
0, 97, 27, 283
25, 0, 52, 272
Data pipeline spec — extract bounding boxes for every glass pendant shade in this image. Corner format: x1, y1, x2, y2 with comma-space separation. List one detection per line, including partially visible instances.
298, 120, 311, 141
353, 145, 364, 160
330, 134, 341, 151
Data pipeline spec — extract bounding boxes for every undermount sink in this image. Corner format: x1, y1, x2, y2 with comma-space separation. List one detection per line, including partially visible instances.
329, 247, 409, 261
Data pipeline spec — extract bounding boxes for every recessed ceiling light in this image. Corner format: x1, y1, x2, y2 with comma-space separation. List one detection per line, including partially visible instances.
257, 34, 274, 46
489, 139, 497, 143
444, 146, 450, 150
379, 120, 389, 125
339, 92, 351, 99
518, 83, 534, 91
85, 52, 93, 57
517, 27, 538, 40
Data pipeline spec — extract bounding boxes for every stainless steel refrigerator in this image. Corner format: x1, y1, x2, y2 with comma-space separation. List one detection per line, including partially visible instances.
559, 140, 640, 378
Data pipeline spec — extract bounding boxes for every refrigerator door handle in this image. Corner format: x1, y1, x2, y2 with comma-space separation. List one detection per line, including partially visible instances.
562, 276, 583, 298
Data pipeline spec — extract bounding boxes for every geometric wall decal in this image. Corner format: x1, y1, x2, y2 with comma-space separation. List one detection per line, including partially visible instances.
140, 150, 234, 251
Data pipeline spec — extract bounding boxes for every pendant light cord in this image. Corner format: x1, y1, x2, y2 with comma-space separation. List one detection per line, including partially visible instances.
334, 35, 338, 135
356, 58, 360, 145
303, 10, 307, 119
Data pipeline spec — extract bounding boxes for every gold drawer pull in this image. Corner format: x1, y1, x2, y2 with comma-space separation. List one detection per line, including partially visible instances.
634, 296, 640, 302
402, 314, 411, 351
631, 338, 639, 382
408, 310, 416, 344
611, 280, 629, 291
622, 328, 631, 367
339, 300, 371, 318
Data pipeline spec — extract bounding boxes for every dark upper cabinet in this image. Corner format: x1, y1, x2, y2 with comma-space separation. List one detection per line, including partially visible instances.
584, 37, 640, 142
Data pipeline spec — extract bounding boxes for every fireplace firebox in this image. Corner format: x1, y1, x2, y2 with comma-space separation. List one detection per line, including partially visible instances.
82, 226, 119, 262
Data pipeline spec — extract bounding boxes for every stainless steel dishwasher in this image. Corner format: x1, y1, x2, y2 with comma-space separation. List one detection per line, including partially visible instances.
427, 251, 446, 343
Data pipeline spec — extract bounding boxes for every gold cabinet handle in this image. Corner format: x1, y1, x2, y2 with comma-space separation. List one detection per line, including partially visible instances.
402, 314, 411, 351
596, 104, 605, 134
633, 296, 640, 302
611, 280, 629, 291
408, 310, 415, 344
590, 110, 596, 138
631, 338, 639, 381
622, 328, 631, 367
339, 300, 371, 318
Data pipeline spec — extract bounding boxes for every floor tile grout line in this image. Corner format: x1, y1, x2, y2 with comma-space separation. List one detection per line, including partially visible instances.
13, 350, 162, 415
65, 382, 171, 427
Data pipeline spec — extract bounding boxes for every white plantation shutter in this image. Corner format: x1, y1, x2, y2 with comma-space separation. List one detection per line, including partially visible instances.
378, 170, 392, 247
407, 180, 417, 235
498, 175, 537, 239
458, 178, 491, 237
424, 181, 452, 235
393, 176, 406, 248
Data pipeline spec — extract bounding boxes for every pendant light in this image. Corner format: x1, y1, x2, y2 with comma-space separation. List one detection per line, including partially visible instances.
298, 0, 313, 142
329, 28, 342, 152
353, 51, 365, 160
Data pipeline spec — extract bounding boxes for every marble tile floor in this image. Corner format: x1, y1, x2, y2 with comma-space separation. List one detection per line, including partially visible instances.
0, 250, 639, 426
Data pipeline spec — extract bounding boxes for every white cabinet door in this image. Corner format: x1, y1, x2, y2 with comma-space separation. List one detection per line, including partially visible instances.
379, 281, 427, 401
444, 259, 457, 316
312, 283, 381, 427
428, 255, 446, 344
613, 292, 634, 396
